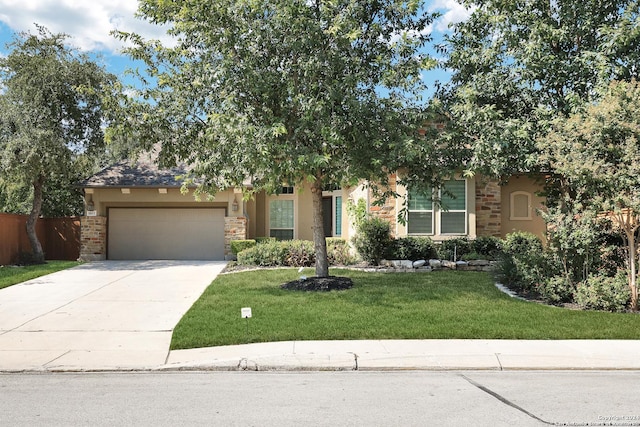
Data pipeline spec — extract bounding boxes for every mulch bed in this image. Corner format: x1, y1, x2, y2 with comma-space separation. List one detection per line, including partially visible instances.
280, 276, 354, 292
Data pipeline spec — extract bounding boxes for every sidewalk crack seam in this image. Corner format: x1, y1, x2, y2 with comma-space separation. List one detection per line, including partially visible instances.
460, 374, 553, 425
44, 350, 72, 368
495, 353, 503, 371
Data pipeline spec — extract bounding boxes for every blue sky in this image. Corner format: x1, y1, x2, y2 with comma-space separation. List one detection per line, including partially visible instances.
0, 0, 472, 96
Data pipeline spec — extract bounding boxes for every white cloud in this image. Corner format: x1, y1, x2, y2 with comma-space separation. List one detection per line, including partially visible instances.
429, 0, 475, 33
0, 0, 173, 53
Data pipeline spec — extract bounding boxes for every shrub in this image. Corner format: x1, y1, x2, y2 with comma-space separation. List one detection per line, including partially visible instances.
493, 254, 520, 287
237, 240, 288, 266
352, 217, 392, 265
495, 232, 549, 292
255, 236, 276, 244
283, 240, 315, 267
237, 239, 353, 267
437, 237, 472, 261
12, 251, 44, 266
327, 238, 356, 266
575, 272, 631, 312
388, 236, 437, 260
471, 236, 503, 259
230, 239, 256, 255
538, 276, 575, 305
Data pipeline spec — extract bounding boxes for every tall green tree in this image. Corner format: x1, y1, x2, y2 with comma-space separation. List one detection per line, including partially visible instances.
116, 0, 444, 277
0, 26, 118, 263
439, 0, 640, 177
540, 80, 640, 310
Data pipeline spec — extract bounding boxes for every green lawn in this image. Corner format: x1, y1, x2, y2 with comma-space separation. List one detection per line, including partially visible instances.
171, 269, 640, 349
0, 261, 81, 290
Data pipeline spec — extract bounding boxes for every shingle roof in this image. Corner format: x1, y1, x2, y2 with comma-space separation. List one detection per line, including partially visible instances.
79, 158, 190, 188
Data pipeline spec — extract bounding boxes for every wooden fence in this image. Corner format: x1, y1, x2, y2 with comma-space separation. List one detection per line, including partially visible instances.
0, 213, 80, 265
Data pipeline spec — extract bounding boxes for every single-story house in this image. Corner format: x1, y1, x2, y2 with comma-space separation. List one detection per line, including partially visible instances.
78, 156, 546, 261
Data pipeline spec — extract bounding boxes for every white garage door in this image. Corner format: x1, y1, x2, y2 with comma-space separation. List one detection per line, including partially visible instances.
108, 208, 225, 260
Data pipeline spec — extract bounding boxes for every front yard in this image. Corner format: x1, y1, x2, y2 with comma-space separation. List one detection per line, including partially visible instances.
0, 261, 80, 290
171, 269, 640, 349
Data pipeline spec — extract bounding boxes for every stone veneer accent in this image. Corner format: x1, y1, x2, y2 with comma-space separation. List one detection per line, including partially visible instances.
224, 216, 248, 257
475, 180, 502, 237
368, 174, 398, 237
79, 216, 107, 261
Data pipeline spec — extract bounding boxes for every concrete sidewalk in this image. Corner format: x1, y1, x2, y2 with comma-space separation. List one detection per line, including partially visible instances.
163, 339, 640, 371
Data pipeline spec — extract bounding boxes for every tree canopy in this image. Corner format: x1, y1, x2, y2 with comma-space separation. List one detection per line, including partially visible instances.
117, 0, 447, 277
540, 79, 640, 309
439, 0, 640, 177
0, 26, 118, 262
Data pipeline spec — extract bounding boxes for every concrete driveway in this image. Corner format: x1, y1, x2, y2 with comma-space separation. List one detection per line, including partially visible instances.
0, 261, 226, 371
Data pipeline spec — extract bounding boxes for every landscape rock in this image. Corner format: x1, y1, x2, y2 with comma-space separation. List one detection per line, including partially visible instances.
412, 260, 426, 268
429, 259, 442, 269
391, 260, 414, 268
468, 259, 490, 266
442, 260, 457, 269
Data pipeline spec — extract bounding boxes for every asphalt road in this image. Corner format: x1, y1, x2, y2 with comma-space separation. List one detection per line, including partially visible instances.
1, 371, 639, 426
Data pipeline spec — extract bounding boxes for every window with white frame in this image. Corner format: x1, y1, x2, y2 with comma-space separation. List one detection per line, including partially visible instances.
407, 179, 467, 235
269, 199, 294, 240
439, 179, 467, 234
408, 189, 434, 234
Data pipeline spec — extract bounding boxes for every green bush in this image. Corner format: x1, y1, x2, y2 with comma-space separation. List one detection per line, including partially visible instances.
437, 237, 472, 261
237, 240, 288, 266
495, 232, 548, 292
327, 238, 356, 266
237, 238, 354, 267
503, 231, 543, 256
230, 239, 256, 255
575, 272, 630, 312
471, 236, 503, 259
255, 236, 276, 244
388, 236, 437, 260
284, 240, 315, 267
538, 276, 575, 305
352, 217, 392, 265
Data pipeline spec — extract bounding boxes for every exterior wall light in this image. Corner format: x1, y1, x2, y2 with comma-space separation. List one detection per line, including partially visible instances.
121, 188, 130, 194
232, 197, 239, 212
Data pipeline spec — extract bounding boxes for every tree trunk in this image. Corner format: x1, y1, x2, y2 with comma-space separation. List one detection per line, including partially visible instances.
310, 179, 329, 278
26, 175, 45, 264
632, 234, 639, 311
625, 226, 638, 311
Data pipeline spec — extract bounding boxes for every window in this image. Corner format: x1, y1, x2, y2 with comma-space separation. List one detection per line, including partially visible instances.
439, 179, 467, 234
335, 196, 342, 236
407, 179, 467, 236
510, 191, 532, 220
408, 189, 433, 234
280, 186, 294, 194
269, 200, 294, 240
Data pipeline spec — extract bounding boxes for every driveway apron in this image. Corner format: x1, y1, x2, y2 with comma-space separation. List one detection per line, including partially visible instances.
0, 261, 225, 371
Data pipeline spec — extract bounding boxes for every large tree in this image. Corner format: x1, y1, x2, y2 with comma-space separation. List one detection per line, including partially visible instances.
0, 26, 118, 263
116, 0, 444, 277
540, 80, 640, 310
439, 0, 640, 177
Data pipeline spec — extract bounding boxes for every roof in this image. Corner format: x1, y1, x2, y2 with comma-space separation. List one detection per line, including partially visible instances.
79, 158, 191, 188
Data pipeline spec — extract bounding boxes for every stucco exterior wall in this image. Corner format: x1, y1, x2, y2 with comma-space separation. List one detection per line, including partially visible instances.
500, 175, 547, 241
81, 187, 247, 259
84, 187, 236, 216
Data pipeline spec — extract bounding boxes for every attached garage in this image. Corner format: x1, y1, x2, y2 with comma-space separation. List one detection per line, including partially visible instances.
108, 208, 226, 260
